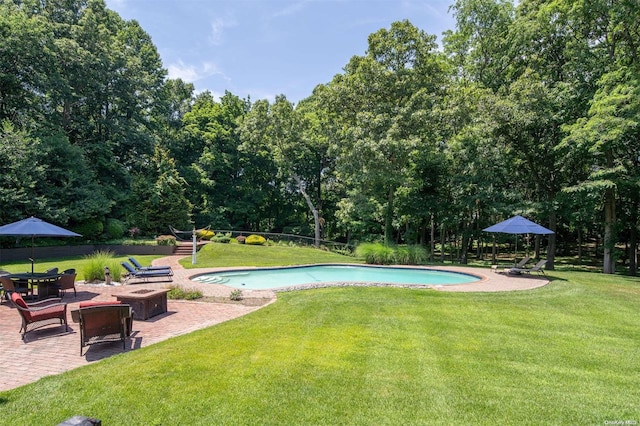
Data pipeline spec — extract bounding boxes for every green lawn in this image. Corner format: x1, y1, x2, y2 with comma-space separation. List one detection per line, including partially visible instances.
184, 242, 362, 268
1, 247, 639, 424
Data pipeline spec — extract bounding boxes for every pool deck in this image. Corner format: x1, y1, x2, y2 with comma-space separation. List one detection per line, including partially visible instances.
0, 257, 547, 391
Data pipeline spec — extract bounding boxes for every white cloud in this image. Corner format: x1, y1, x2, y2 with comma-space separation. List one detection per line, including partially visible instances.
167, 61, 200, 82
167, 60, 229, 83
209, 16, 237, 46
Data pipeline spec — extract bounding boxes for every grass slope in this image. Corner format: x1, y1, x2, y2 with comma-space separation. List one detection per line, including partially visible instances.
183, 242, 361, 268
1, 246, 639, 424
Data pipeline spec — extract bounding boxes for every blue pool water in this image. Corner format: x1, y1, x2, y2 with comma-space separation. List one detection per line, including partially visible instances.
191, 264, 480, 290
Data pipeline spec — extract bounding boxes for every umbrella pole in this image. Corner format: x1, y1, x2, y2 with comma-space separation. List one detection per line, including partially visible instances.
31, 235, 35, 274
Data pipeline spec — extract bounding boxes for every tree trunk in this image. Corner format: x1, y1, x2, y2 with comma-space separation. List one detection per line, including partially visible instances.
293, 175, 320, 248
440, 225, 445, 262
430, 214, 435, 262
603, 187, 616, 274
384, 187, 394, 245
577, 228, 583, 261
546, 211, 557, 270
629, 193, 639, 276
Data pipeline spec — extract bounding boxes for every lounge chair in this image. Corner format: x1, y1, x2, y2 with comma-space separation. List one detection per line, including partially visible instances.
128, 256, 172, 272
71, 302, 133, 355
10, 292, 68, 340
509, 259, 547, 275
514, 256, 531, 269
121, 262, 173, 284
492, 256, 530, 274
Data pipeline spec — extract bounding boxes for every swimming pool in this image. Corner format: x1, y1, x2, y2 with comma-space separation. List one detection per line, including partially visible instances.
191, 264, 481, 290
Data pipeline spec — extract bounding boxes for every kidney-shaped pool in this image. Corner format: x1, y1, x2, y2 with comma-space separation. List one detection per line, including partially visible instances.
191, 264, 481, 290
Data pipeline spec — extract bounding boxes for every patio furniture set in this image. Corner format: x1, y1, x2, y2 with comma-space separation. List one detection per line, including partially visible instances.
0, 267, 77, 301
0, 257, 173, 355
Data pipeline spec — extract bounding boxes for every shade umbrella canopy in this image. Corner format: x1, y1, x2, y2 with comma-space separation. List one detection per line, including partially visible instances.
0, 216, 81, 273
483, 215, 554, 235
483, 215, 553, 264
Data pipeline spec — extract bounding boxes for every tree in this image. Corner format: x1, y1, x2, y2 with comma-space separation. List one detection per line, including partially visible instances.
0, 122, 46, 223
239, 95, 328, 246
175, 91, 248, 228
443, 0, 515, 90
35, 130, 109, 225
556, 0, 640, 273
563, 67, 640, 273
128, 146, 192, 234
325, 20, 447, 244
0, 1, 56, 125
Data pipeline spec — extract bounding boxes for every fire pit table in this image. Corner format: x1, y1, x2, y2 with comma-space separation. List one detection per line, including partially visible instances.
115, 288, 170, 320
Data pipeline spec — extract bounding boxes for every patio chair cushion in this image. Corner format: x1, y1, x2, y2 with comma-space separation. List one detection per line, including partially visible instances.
10, 292, 68, 339
28, 304, 67, 322
12, 292, 29, 308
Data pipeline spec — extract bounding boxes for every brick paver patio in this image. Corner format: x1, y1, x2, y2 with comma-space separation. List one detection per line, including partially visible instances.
0, 255, 547, 391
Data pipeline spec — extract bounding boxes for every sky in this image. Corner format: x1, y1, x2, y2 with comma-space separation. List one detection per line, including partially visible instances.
104, 0, 457, 104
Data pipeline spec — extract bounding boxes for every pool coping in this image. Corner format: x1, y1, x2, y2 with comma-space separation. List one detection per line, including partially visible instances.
187, 263, 549, 294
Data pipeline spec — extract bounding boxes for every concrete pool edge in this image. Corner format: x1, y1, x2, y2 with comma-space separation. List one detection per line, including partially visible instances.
186, 263, 549, 294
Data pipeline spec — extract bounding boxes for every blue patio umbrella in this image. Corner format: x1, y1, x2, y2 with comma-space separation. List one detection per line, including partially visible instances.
483, 215, 553, 262
0, 216, 81, 273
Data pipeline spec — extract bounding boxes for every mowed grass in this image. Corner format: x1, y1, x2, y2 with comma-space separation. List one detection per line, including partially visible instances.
1, 247, 639, 424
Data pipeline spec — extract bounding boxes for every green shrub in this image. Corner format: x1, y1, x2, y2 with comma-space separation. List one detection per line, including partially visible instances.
229, 289, 243, 301
75, 219, 104, 240
355, 242, 396, 265
104, 218, 126, 239
356, 243, 428, 265
212, 232, 231, 243
406, 245, 428, 264
198, 230, 215, 240
156, 235, 177, 246
121, 239, 157, 246
245, 234, 266, 245
395, 246, 411, 264
82, 250, 122, 282
167, 285, 203, 300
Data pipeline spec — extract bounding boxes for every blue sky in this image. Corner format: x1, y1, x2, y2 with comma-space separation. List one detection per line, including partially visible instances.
105, 0, 456, 103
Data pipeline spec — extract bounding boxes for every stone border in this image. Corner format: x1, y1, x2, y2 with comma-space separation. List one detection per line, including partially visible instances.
186, 264, 549, 295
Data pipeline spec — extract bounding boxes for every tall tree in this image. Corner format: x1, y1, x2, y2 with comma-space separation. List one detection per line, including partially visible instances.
557, 0, 640, 273
128, 146, 192, 234
563, 67, 640, 273
326, 20, 447, 244
0, 122, 46, 223
239, 95, 329, 246
176, 91, 249, 228
0, 1, 56, 125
